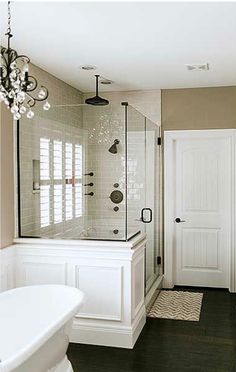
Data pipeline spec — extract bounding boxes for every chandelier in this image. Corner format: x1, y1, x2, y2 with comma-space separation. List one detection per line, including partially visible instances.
0, 1, 50, 120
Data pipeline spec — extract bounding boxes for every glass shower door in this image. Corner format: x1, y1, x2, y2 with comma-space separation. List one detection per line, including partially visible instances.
145, 119, 161, 293
126, 105, 146, 240
127, 105, 161, 293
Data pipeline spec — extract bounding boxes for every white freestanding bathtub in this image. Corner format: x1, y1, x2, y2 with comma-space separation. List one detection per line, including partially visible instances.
0, 285, 84, 372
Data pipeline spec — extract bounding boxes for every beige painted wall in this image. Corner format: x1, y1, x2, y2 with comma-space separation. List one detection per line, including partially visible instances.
0, 104, 14, 248
162, 86, 236, 131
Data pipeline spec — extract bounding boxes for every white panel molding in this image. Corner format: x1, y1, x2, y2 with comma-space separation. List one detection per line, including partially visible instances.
17, 260, 67, 287
164, 130, 236, 291
75, 264, 123, 321
13, 234, 147, 348
71, 304, 146, 349
0, 245, 16, 292
14, 244, 136, 262
132, 253, 145, 319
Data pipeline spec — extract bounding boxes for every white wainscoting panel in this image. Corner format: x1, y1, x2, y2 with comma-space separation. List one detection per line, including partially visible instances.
0, 245, 15, 292
17, 259, 67, 286
132, 253, 145, 319
75, 265, 123, 321
13, 234, 147, 348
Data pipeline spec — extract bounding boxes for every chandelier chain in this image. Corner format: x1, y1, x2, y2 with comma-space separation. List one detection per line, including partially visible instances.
6, 1, 11, 36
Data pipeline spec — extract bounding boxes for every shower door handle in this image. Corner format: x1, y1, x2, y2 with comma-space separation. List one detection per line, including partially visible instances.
141, 208, 152, 223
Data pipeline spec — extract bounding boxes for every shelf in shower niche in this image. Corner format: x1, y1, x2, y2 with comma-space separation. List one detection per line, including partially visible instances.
32, 190, 40, 194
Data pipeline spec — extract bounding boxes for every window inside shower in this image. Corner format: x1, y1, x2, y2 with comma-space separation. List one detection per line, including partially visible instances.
39, 138, 83, 228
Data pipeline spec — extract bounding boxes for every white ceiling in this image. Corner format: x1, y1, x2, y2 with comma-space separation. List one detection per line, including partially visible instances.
1, 1, 236, 92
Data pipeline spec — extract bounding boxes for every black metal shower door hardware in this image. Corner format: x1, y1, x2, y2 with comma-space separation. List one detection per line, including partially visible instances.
140, 208, 152, 223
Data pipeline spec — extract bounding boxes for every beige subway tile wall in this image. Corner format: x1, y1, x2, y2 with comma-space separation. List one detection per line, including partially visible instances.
19, 65, 83, 238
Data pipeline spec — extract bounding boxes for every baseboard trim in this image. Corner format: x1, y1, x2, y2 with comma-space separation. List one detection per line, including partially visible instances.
70, 305, 146, 349
145, 274, 163, 307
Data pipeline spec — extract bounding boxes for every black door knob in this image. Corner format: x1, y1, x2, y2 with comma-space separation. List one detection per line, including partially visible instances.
175, 217, 186, 223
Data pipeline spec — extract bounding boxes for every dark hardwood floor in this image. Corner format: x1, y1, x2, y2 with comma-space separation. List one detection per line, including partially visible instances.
67, 287, 236, 372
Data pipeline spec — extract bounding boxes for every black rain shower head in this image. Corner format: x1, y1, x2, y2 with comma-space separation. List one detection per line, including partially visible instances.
108, 139, 119, 154
85, 75, 109, 106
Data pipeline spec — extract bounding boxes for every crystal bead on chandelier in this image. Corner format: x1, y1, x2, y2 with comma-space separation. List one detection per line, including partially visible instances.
0, 1, 50, 120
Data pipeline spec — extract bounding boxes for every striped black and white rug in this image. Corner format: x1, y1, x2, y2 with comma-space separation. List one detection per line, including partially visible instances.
147, 290, 203, 322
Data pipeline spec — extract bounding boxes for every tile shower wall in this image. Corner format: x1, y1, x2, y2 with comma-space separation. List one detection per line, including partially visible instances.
82, 105, 127, 239
19, 82, 161, 240
19, 64, 84, 237
82, 90, 161, 240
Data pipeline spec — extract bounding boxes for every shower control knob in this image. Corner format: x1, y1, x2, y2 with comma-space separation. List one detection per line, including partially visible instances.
110, 190, 123, 204
113, 229, 119, 234
84, 172, 94, 176
84, 192, 94, 196
113, 206, 119, 212
84, 183, 94, 186
113, 183, 119, 188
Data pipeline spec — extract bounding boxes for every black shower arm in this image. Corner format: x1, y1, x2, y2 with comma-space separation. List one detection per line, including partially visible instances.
95, 74, 99, 96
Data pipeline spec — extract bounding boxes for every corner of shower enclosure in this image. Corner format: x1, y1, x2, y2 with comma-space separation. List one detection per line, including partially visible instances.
17, 102, 140, 242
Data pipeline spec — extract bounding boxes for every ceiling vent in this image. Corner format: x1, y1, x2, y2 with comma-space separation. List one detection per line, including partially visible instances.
186, 63, 209, 71
81, 65, 97, 71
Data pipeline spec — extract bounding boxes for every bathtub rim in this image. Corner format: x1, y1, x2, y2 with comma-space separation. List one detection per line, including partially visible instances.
0, 284, 84, 372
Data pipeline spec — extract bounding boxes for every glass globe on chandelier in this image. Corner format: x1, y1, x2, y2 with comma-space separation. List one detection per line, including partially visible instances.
0, 1, 50, 120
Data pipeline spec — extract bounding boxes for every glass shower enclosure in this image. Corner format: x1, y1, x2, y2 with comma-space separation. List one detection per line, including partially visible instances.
17, 102, 162, 291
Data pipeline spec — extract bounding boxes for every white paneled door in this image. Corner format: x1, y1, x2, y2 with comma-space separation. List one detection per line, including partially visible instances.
165, 130, 234, 289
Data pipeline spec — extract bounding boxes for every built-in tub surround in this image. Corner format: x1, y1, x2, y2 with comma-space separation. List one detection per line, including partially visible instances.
0, 285, 84, 372
12, 234, 146, 349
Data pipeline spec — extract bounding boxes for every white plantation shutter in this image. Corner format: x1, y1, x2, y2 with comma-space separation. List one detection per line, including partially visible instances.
65, 142, 73, 178
40, 138, 50, 227
65, 184, 73, 220
75, 144, 83, 218
65, 142, 73, 220
40, 137, 83, 228
53, 140, 62, 180
40, 185, 50, 227
40, 138, 50, 180
75, 184, 82, 218
54, 185, 63, 224
75, 144, 82, 178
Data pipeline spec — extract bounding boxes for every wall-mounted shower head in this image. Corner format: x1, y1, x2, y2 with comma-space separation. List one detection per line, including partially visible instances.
108, 139, 119, 154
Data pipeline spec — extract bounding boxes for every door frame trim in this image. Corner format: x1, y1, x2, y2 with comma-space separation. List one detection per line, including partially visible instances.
164, 129, 236, 291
